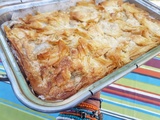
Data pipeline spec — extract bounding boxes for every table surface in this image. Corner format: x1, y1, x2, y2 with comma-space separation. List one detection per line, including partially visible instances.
0, 1, 160, 120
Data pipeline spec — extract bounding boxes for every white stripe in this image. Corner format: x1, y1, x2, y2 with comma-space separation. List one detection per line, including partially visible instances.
56, 116, 75, 120
110, 84, 160, 99
101, 109, 139, 120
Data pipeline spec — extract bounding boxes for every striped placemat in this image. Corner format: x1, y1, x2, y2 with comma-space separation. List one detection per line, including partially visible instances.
101, 54, 160, 120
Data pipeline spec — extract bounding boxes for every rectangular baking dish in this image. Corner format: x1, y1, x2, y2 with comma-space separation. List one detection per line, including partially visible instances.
0, 0, 160, 113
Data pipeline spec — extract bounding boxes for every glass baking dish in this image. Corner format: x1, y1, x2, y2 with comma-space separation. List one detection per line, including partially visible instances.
0, 0, 160, 113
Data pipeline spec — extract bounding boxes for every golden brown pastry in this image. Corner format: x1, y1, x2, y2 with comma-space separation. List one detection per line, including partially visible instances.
4, 0, 160, 100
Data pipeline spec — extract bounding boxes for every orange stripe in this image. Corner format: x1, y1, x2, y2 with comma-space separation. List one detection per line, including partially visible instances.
103, 88, 160, 105
133, 68, 160, 78
113, 83, 160, 96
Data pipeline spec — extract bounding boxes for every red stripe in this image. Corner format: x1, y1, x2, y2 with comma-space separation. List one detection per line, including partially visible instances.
133, 68, 160, 78
104, 85, 160, 102
102, 88, 160, 106
113, 83, 160, 96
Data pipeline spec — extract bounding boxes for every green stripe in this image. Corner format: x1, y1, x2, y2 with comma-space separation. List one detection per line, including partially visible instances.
140, 65, 160, 72
0, 98, 55, 120
0, 71, 6, 74
0, 103, 46, 120
0, 66, 5, 69
115, 78, 160, 94
101, 94, 160, 115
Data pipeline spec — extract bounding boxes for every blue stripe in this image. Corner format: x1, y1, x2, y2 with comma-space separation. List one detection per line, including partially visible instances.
124, 73, 160, 86
101, 92, 160, 110
103, 114, 122, 120
0, 82, 58, 119
102, 95, 160, 118
0, 82, 24, 104
0, 69, 6, 73
154, 57, 160, 61
0, 62, 4, 66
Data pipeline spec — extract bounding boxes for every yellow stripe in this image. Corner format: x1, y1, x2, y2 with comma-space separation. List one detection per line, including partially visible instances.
156, 56, 160, 59
140, 65, 160, 73
115, 78, 160, 94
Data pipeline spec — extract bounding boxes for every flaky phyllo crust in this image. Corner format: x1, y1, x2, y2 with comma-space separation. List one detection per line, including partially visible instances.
4, 0, 160, 100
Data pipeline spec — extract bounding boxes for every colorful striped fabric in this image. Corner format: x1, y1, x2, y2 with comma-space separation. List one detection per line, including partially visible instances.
101, 54, 160, 120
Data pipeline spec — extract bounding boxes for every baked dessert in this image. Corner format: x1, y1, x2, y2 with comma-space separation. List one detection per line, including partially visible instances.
4, 0, 160, 100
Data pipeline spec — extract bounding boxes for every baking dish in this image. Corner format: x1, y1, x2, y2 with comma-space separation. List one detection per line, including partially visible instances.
0, 0, 160, 113
0, 0, 21, 8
